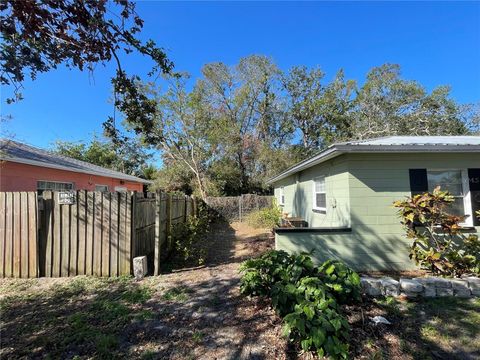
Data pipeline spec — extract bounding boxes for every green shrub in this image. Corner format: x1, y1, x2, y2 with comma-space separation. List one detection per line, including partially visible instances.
317, 259, 361, 304
169, 202, 212, 267
239, 250, 360, 359
245, 206, 282, 229
394, 187, 480, 277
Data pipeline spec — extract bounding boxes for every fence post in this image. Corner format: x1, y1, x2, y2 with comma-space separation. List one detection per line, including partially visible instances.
184, 196, 188, 222
192, 196, 197, 217
166, 193, 172, 253
130, 192, 137, 272
154, 190, 161, 276
238, 195, 242, 222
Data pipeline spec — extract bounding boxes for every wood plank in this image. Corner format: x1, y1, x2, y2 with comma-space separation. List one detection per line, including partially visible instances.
93, 192, 103, 276
102, 192, 111, 276
124, 193, 132, 275
52, 192, 61, 277
0, 192, 5, 277
77, 191, 86, 275
86, 191, 95, 276
110, 192, 119, 277
118, 192, 127, 275
20, 192, 29, 278
5, 192, 13, 277
13, 192, 21, 277
27, 192, 38, 278
166, 194, 172, 253
43, 191, 53, 277
131, 192, 137, 259
61, 203, 70, 276
69, 191, 78, 276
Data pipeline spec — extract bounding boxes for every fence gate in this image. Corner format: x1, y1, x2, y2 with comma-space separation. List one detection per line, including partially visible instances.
40, 191, 133, 277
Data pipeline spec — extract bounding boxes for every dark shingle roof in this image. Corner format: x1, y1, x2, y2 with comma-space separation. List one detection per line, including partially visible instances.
0, 139, 151, 184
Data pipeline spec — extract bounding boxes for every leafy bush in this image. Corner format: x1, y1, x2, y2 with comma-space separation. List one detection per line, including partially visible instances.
317, 260, 361, 304
169, 202, 213, 267
240, 250, 360, 359
394, 187, 480, 277
245, 206, 282, 229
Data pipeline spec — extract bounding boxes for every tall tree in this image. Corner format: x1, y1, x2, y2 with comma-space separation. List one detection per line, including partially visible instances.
350, 64, 472, 139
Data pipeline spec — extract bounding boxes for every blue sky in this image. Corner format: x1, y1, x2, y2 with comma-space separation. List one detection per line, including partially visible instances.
2, 1, 479, 149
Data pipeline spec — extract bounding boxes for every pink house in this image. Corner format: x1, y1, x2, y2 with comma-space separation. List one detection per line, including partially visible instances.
0, 139, 150, 193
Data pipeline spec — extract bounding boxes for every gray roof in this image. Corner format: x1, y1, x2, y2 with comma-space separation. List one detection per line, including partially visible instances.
268, 136, 480, 184
336, 136, 480, 146
0, 139, 151, 184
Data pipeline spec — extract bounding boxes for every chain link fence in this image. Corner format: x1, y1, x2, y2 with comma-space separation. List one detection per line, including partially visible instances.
205, 194, 274, 222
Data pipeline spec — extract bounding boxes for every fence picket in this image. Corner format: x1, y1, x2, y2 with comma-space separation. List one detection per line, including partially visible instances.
20, 192, 29, 278
27, 192, 37, 277
1, 190, 197, 278
102, 192, 111, 276
0, 192, 5, 277
77, 191, 86, 275
110, 192, 119, 276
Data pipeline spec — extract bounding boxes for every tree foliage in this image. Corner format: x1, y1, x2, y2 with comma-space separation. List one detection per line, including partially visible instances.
122, 58, 477, 197
53, 135, 153, 178
1, 0, 173, 132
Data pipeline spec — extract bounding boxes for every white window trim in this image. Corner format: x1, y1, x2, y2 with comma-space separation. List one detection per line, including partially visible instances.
312, 176, 327, 212
95, 184, 109, 192
37, 180, 75, 190
279, 186, 285, 206
427, 168, 473, 227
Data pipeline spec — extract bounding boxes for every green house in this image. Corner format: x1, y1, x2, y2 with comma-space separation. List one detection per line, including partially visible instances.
268, 136, 480, 271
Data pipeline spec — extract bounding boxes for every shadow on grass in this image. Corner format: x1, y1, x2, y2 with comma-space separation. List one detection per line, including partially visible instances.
346, 296, 480, 360
0, 273, 286, 359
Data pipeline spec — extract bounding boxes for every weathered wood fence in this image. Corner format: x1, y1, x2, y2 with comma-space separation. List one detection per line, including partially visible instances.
0, 190, 195, 278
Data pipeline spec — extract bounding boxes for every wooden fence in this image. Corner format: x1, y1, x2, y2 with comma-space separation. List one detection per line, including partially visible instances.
0, 190, 195, 278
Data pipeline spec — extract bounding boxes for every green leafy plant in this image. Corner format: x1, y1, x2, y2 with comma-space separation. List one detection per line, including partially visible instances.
245, 205, 282, 229
240, 250, 359, 359
169, 202, 213, 267
317, 259, 361, 304
394, 186, 480, 277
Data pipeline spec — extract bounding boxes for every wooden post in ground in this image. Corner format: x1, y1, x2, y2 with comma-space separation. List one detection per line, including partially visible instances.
192, 196, 197, 217
166, 194, 172, 253
130, 192, 137, 274
154, 190, 161, 276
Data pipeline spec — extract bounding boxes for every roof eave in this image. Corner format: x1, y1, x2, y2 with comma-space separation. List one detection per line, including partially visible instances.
267, 144, 480, 184
1, 156, 152, 184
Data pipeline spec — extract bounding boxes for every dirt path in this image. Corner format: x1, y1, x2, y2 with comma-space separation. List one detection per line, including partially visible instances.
130, 221, 289, 359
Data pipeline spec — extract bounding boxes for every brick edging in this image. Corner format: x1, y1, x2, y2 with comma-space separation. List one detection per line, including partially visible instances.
360, 276, 480, 298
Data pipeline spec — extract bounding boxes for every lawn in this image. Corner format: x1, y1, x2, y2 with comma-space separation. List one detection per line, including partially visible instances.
1, 275, 479, 359
1, 222, 479, 359
346, 296, 480, 359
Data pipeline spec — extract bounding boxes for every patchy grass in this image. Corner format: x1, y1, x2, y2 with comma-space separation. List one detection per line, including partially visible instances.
347, 296, 480, 359
0, 276, 157, 359
161, 286, 192, 302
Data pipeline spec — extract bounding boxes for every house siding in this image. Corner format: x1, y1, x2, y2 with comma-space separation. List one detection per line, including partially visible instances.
0, 161, 144, 192
274, 155, 350, 227
274, 152, 480, 271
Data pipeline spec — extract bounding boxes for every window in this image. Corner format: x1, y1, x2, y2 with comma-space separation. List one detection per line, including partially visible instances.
114, 186, 127, 192
313, 176, 326, 211
37, 180, 74, 194
427, 169, 473, 226
279, 186, 285, 206
95, 185, 109, 192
